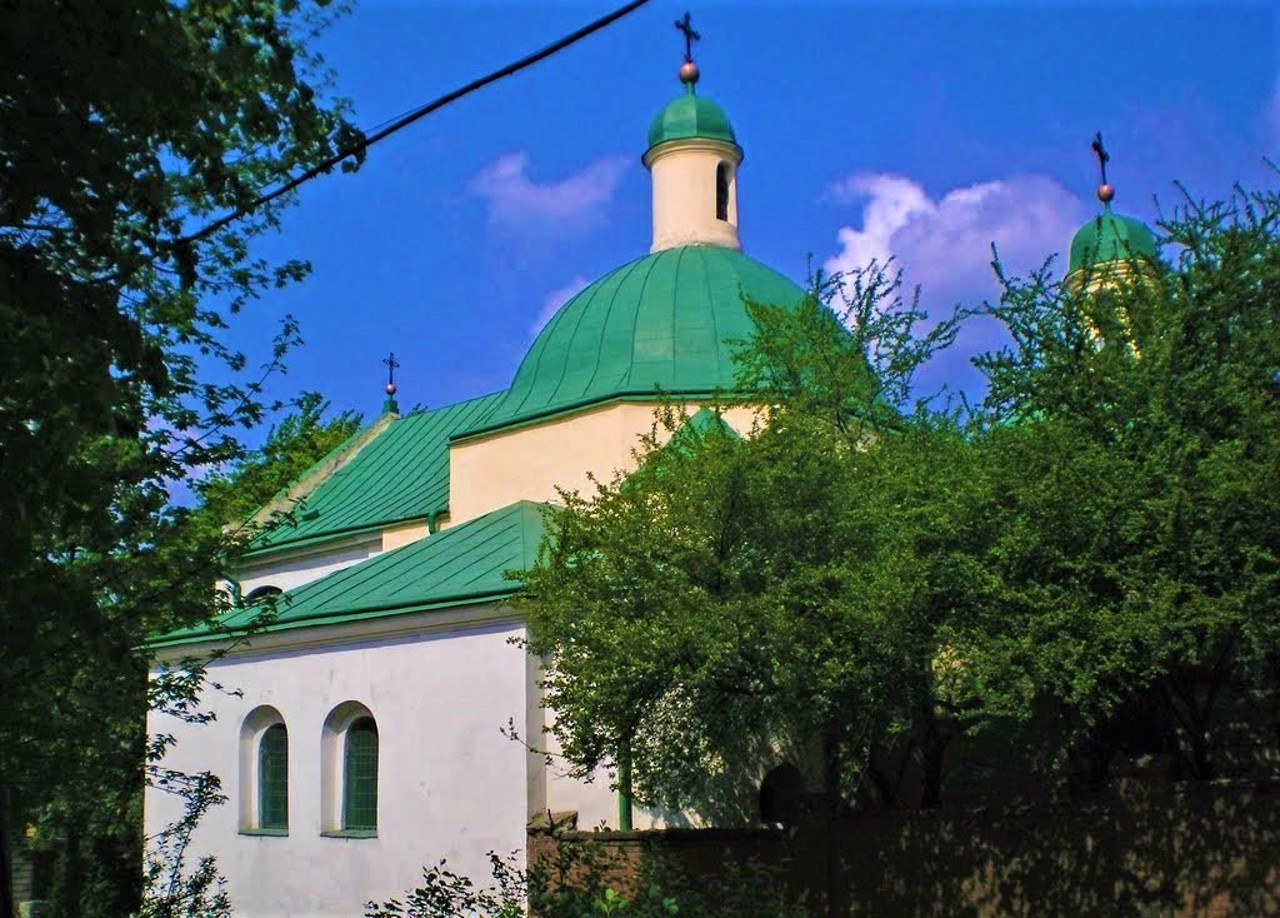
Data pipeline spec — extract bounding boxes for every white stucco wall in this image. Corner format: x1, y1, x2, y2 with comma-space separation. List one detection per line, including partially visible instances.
236, 536, 382, 596
449, 402, 760, 527
527, 659, 673, 832
645, 138, 742, 252
147, 610, 529, 918
540, 726, 666, 832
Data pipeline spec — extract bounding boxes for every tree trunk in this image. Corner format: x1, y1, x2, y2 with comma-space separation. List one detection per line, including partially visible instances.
919, 707, 950, 810
865, 742, 898, 808
820, 725, 845, 918
0, 785, 14, 918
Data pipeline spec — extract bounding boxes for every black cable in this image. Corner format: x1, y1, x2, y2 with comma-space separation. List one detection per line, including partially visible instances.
178, 0, 652, 249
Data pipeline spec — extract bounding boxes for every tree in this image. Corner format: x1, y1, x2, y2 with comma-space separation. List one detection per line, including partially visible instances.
957, 184, 1280, 784
520, 181, 1280, 843
195, 392, 363, 530
520, 267, 977, 822
0, 1, 363, 913
364, 844, 801, 918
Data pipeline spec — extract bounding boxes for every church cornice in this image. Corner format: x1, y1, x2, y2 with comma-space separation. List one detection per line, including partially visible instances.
150, 600, 523, 662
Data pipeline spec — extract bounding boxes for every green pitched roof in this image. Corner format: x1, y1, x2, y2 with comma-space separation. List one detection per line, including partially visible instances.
1068, 209, 1158, 274
461, 246, 804, 438
647, 86, 738, 153
248, 392, 505, 555
155, 501, 549, 647
667, 406, 741, 455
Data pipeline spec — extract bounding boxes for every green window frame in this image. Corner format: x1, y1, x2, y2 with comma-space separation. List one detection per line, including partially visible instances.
342, 717, 378, 831
258, 723, 289, 830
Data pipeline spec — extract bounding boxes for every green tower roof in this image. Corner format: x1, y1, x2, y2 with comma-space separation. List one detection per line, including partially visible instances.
462, 245, 804, 438
1068, 208, 1158, 274
646, 86, 738, 153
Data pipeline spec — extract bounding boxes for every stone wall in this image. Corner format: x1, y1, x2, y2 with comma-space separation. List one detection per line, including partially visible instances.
529, 780, 1280, 916
5, 829, 52, 918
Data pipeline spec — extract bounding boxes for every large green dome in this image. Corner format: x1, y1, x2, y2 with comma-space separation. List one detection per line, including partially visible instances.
646, 87, 738, 153
1068, 210, 1158, 274
468, 246, 804, 435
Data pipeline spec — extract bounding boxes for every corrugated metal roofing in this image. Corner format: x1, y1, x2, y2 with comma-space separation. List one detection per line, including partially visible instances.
463, 246, 804, 438
248, 391, 505, 554
156, 500, 550, 646
1068, 209, 1158, 274
647, 87, 738, 151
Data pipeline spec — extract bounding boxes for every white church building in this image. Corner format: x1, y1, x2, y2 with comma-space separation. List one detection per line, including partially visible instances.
145, 51, 805, 918
143, 32, 1158, 913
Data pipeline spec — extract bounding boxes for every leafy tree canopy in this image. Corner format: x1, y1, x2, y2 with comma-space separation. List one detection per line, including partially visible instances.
955, 186, 1280, 782
1, 1, 363, 912
520, 183, 1280, 824
520, 270, 979, 817
195, 392, 363, 529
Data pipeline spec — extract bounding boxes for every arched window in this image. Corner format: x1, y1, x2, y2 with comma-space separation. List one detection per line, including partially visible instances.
239, 705, 288, 835
245, 585, 282, 603
258, 723, 289, 830
343, 718, 379, 831
321, 701, 379, 837
715, 162, 730, 222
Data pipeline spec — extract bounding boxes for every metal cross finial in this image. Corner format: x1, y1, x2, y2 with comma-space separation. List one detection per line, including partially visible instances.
1091, 131, 1111, 187
675, 12, 700, 63
382, 351, 400, 390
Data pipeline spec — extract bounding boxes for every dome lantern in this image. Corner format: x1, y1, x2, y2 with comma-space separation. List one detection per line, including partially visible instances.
643, 14, 744, 253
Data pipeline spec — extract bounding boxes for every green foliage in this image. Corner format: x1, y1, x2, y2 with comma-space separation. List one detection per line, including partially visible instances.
521, 183, 1280, 824
140, 769, 231, 918
956, 185, 1280, 781
366, 843, 803, 918
0, 0, 362, 912
520, 265, 977, 815
195, 392, 362, 528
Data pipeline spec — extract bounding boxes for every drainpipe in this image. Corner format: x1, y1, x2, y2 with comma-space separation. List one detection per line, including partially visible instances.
618, 739, 633, 831
220, 571, 243, 608
0, 786, 14, 918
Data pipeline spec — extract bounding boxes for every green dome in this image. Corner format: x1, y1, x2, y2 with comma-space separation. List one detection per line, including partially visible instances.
1068, 210, 1158, 274
646, 88, 738, 153
471, 246, 804, 435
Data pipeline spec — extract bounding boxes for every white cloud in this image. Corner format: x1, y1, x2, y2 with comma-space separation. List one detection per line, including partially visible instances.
824, 174, 935, 270
823, 172, 1086, 301
532, 276, 589, 337
823, 172, 1089, 400
470, 152, 630, 233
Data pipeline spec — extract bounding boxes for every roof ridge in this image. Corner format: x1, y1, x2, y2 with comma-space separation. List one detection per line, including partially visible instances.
233, 411, 399, 540
243, 391, 511, 555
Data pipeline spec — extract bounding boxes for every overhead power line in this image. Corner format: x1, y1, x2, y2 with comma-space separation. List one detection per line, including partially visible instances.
179, 0, 652, 249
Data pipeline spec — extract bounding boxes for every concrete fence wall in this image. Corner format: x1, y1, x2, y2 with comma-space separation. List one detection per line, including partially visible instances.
530, 780, 1280, 916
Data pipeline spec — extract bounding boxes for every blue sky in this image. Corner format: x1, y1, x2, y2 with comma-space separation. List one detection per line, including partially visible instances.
231, 0, 1277, 427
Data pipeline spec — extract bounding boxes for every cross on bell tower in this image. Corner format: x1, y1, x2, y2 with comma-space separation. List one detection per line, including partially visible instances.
675, 12, 700, 62
674, 12, 701, 85
644, 10, 743, 253
1092, 131, 1115, 207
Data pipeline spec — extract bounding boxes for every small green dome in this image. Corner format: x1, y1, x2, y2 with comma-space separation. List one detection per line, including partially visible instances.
471, 246, 804, 435
646, 87, 738, 153
1068, 210, 1158, 274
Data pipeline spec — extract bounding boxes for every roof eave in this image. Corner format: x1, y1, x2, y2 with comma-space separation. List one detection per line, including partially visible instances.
147, 583, 523, 651
452, 389, 752, 445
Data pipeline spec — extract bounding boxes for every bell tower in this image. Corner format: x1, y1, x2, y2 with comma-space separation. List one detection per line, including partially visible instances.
643, 14, 744, 253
